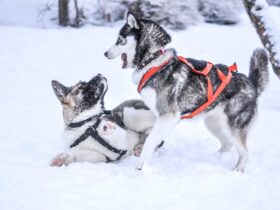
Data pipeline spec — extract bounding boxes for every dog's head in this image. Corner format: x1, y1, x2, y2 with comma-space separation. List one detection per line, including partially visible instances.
52, 74, 108, 124
104, 12, 171, 69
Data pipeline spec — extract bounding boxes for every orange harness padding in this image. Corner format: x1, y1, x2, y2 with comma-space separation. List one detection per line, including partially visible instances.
137, 56, 238, 119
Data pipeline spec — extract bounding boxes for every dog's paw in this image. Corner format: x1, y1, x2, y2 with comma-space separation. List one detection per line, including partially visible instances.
133, 144, 143, 157
233, 166, 245, 173
50, 153, 70, 167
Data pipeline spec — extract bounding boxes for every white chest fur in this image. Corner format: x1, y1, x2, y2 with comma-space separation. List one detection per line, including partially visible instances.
140, 87, 159, 117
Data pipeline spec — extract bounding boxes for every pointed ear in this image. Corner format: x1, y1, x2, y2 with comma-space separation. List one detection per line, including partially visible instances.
127, 12, 139, 29
51, 80, 70, 103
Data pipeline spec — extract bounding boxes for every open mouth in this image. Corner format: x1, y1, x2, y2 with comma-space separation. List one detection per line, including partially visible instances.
121, 53, 128, 69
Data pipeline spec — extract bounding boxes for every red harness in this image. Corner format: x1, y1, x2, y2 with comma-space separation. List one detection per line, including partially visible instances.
137, 56, 237, 119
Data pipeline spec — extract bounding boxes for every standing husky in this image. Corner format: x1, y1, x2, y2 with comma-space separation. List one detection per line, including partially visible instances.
104, 13, 269, 171
50, 74, 156, 166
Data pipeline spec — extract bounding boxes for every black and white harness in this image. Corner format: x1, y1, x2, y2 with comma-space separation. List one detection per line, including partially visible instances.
68, 111, 127, 162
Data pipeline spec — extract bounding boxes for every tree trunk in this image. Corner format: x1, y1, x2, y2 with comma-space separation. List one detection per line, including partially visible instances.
73, 0, 80, 27
243, 0, 280, 78
58, 0, 69, 26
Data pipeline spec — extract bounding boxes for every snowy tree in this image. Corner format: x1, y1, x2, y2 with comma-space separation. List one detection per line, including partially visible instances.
86, 0, 126, 26
49, 0, 244, 29
198, 0, 243, 25
243, 0, 280, 77
141, 0, 203, 30
73, 0, 82, 27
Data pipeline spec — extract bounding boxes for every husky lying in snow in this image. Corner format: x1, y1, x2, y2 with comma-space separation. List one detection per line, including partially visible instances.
104, 12, 269, 171
50, 74, 157, 166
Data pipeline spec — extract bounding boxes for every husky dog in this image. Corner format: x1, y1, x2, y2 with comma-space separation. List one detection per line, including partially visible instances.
104, 13, 269, 171
50, 74, 156, 166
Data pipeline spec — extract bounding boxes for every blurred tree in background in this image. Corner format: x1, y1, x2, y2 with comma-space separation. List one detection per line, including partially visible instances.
54, 0, 279, 29
58, 0, 69, 26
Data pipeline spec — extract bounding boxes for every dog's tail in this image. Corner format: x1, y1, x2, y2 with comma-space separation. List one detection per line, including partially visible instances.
248, 48, 269, 97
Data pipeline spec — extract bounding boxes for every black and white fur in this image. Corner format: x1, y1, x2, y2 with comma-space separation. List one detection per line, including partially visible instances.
50, 74, 156, 166
104, 13, 269, 172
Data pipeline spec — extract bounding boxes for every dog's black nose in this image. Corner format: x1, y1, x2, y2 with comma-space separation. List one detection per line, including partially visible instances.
104, 51, 109, 58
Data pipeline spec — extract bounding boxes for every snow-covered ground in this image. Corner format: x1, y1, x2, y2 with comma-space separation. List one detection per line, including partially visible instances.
1, 5, 280, 210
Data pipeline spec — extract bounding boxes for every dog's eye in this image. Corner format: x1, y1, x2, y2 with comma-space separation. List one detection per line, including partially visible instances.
117, 36, 127, 45
72, 88, 80, 95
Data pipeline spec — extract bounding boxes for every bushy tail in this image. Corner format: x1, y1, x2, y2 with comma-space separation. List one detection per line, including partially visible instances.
248, 48, 269, 97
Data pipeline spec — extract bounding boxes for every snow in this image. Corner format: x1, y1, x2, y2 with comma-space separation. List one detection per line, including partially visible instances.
1, 4, 280, 210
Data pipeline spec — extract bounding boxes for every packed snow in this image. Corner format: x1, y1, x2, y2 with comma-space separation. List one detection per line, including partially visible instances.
1, 3, 280, 210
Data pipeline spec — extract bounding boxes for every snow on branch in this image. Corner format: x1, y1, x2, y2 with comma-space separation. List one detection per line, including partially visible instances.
243, 0, 280, 77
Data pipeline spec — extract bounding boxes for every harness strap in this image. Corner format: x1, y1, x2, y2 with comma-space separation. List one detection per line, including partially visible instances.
179, 57, 237, 119
137, 55, 237, 119
68, 116, 98, 128
137, 58, 172, 93
70, 117, 127, 161
181, 68, 232, 119
228, 62, 237, 72
68, 110, 112, 129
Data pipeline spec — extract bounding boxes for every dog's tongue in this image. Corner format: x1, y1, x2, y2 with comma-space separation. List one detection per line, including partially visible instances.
121, 53, 127, 69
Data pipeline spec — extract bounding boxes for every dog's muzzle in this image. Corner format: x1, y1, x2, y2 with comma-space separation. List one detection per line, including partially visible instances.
104, 51, 109, 58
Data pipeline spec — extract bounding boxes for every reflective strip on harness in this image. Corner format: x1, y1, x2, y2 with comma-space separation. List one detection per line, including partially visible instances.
137, 55, 237, 119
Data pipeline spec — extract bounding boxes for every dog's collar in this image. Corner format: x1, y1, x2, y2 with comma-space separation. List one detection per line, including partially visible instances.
137, 48, 166, 70
68, 110, 112, 128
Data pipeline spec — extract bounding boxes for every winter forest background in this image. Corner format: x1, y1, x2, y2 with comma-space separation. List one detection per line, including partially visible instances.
1, 1, 280, 210
0, 0, 279, 29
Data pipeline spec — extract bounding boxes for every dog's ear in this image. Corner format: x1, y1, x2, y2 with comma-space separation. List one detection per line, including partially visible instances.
51, 80, 70, 103
127, 12, 139, 29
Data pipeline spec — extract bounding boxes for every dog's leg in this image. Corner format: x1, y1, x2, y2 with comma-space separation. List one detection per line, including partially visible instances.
231, 130, 248, 172
204, 114, 232, 153
222, 125, 248, 172
136, 112, 180, 170
50, 148, 107, 167
205, 105, 248, 171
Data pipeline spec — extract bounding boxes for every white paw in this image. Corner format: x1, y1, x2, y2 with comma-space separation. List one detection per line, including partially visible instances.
50, 153, 70, 167
133, 144, 143, 157
233, 166, 245, 173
